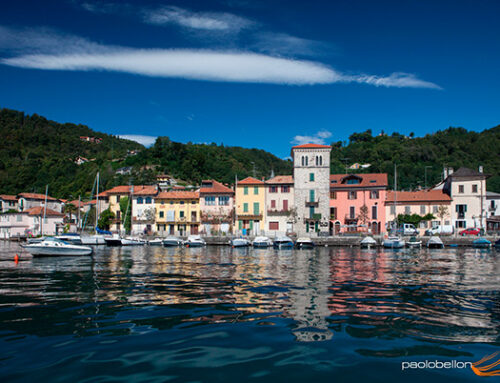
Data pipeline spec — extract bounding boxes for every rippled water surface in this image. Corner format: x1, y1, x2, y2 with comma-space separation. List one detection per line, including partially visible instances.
0, 242, 499, 382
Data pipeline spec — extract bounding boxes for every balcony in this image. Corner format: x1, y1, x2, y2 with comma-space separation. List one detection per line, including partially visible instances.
237, 214, 263, 220
457, 212, 465, 219
267, 209, 290, 216
305, 213, 322, 221
305, 200, 319, 207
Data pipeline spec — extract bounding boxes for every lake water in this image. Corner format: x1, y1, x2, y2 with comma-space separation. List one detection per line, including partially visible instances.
0, 242, 499, 382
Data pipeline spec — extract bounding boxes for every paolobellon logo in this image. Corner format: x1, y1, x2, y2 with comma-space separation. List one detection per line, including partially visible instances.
401, 352, 500, 377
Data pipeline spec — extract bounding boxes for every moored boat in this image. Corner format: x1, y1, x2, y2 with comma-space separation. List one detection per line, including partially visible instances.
163, 236, 183, 247
273, 236, 294, 249
104, 234, 122, 246
406, 236, 422, 248
383, 236, 405, 248
121, 237, 146, 246
360, 236, 377, 248
296, 237, 315, 249
148, 238, 164, 246
252, 236, 272, 248
231, 238, 251, 247
22, 237, 93, 256
427, 236, 444, 249
473, 238, 491, 248
80, 234, 106, 245
185, 235, 206, 247
55, 233, 83, 245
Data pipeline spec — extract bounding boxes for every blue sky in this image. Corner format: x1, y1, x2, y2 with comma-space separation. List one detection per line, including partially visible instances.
0, 0, 499, 158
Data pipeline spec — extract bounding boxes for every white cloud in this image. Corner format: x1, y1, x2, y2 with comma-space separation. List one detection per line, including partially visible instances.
0, 26, 441, 88
291, 130, 332, 146
251, 32, 334, 57
143, 6, 254, 32
118, 135, 157, 147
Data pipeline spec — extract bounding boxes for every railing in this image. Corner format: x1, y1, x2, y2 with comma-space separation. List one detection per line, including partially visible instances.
267, 209, 290, 216
457, 212, 465, 219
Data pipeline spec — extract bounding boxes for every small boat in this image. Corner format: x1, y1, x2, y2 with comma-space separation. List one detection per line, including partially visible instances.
104, 234, 122, 246
231, 238, 251, 247
185, 235, 206, 247
383, 236, 405, 249
148, 238, 164, 246
22, 237, 93, 256
406, 236, 422, 248
360, 236, 377, 248
252, 236, 272, 248
27, 236, 46, 244
296, 237, 315, 249
121, 237, 146, 246
427, 236, 444, 249
80, 234, 106, 245
55, 233, 83, 245
163, 236, 183, 247
473, 238, 491, 248
273, 236, 294, 249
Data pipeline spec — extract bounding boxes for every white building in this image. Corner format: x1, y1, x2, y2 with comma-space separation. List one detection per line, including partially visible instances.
0, 195, 18, 213
486, 191, 500, 218
265, 175, 294, 236
17, 193, 63, 213
131, 185, 158, 235
292, 144, 332, 236
0, 207, 65, 239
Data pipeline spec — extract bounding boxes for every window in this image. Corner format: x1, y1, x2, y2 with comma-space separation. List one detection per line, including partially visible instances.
309, 206, 315, 218
472, 184, 478, 193
205, 196, 216, 206
390, 206, 396, 215
191, 200, 196, 204
283, 200, 288, 211
180, 211, 184, 218
253, 202, 260, 215
349, 206, 355, 219
372, 206, 378, 220
254, 186, 259, 195
269, 222, 279, 230
16, 215, 22, 222
315, 156, 319, 166
271, 200, 276, 208
348, 191, 357, 200
137, 197, 143, 204
455, 220, 466, 228
116, 196, 120, 203
309, 173, 315, 181
219, 196, 229, 206
419, 221, 428, 228
309, 189, 315, 202
330, 191, 337, 199
244, 186, 248, 195
330, 207, 337, 219
420, 205, 426, 214
346, 179, 360, 184
243, 203, 248, 213
269, 186, 277, 193
320, 156, 323, 166
145, 197, 152, 204
305, 156, 308, 166
282, 186, 290, 193
405, 206, 411, 214
301, 156, 305, 166
180, 201, 185, 205
159, 211, 164, 218
370, 191, 379, 199
433, 206, 438, 213
458, 185, 464, 194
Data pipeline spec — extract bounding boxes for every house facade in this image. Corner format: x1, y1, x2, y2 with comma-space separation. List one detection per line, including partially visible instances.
0, 207, 65, 239
155, 191, 200, 236
17, 193, 62, 213
235, 177, 266, 235
329, 173, 388, 235
199, 180, 234, 235
131, 185, 158, 235
104, 185, 132, 233
385, 190, 452, 234
292, 144, 331, 236
265, 175, 294, 236
0, 195, 18, 213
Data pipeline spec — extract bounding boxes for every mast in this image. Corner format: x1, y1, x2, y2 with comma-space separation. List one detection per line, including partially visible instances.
95, 172, 99, 233
42, 185, 48, 236
394, 164, 397, 229
234, 175, 238, 235
78, 195, 81, 231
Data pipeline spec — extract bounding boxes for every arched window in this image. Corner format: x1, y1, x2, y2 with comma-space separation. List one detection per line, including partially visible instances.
320, 156, 323, 166
145, 197, 152, 204
301, 156, 304, 166
137, 197, 144, 204
305, 156, 308, 166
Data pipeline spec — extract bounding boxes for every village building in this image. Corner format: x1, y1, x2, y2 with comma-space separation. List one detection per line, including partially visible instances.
131, 185, 158, 235
265, 175, 294, 236
330, 173, 388, 235
385, 190, 452, 234
486, 191, 500, 233
0, 194, 18, 213
17, 193, 63, 213
155, 191, 200, 236
235, 177, 266, 235
199, 180, 234, 235
292, 144, 331, 236
104, 185, 133, 233
0, 207, 65, 239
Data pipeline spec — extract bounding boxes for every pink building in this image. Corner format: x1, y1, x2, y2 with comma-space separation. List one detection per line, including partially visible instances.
199, 180, 234, 235
329, 173, 388, 235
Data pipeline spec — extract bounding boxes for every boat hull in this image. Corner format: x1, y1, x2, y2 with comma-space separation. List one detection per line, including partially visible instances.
232, 239, 250, 247
81, 235, 106, 245
273, 242, 294, 249
163, 241, 182, 247
22, 245, 92, 257
253, 242, 271, 248
185, 242, 205, 247
296, 242, 314, 249
383, 240, 405, 248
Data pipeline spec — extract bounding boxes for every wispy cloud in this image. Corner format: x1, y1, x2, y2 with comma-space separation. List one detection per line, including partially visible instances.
143, 6, 254, 32
292, 131, 332, 146
118, 134, 157, 147
0, 26, 441, 88
251, 32, 335, 57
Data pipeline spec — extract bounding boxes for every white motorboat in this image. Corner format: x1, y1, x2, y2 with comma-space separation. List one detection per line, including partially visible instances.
360, 236, 377, 248
252, 236, 272, 248
121, 237, 146, 246
406, 236, 422, 248
55, 233, 83, 245
427, 236, 444, 249
80, 234, 106, 245
383, 236, 405, 248
163, 236, 183, 247
22, 238, 93, 256
148, 238, 164, 246
185, 235, 206, 247
104, 234, 122, 246
296, 237, 315, 249
231, 238, 251, 247
273, 236, 294, 249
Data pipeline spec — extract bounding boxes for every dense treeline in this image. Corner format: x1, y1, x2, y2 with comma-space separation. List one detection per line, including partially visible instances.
330, 127, 500, 192
0, 108, 498, 199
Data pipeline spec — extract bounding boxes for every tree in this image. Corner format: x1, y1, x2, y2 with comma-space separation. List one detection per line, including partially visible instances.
436, 205, 449, 225
119, 196, 131, 234
98, 208, 115, 230
358, 204, 369, 225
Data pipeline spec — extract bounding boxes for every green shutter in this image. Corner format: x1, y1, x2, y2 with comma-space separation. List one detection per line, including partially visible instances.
244, 186, 248, 195
254, 202, 259, 215
243, 203, 248, 213
310, 173, 314, 181
250, 220, 253, 230
306, 222, 309, 233
309, 189, 315, 202
239, 220, 242, 229
254, 186, 258, 195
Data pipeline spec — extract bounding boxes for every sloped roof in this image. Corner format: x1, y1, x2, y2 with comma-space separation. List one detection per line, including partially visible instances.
18, 193, 58, 201
386, 190, 451, 203
25, 206, 65, 217
133, 185, 158, 196
329, 173, 388, 188
449, 167, 489, 178
69, 200, 85, 208
199, 180, 234, 194
103, 185, 132, 195
157, 191, 199, 199
292, 143, 331, 149
266, 175, 294, 184
0, 194, 17, 201
238, 177, 265, 185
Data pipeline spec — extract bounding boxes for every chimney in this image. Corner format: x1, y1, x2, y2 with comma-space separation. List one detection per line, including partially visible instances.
443, 167, 448, 179
479, 165, 483, 173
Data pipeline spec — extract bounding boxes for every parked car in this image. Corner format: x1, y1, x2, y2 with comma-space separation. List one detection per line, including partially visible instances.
426, 225, 454, 236
396, 223, 418, 236
459, 228, 480, 236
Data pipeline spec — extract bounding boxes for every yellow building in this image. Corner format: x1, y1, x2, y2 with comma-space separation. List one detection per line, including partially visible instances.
104, 185, 132, 233
235, 177, 266, 235
155, 191, 200, 236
